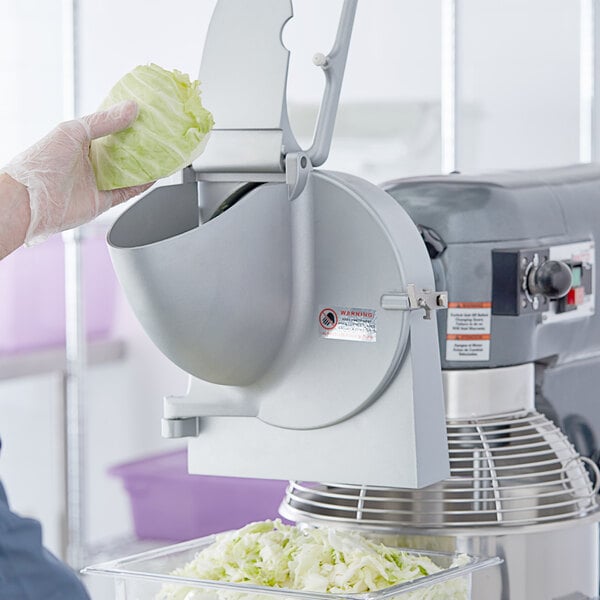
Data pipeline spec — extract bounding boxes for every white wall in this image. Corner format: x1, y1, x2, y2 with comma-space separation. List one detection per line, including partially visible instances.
0, 1, 590, 594
457, 0, 581, 170
0, 1, 64, 164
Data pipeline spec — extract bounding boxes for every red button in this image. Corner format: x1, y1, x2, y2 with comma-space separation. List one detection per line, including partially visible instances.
567, 286, 585, 305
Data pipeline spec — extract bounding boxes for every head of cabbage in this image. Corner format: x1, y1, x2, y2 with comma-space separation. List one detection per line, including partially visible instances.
90, 63, 214, 191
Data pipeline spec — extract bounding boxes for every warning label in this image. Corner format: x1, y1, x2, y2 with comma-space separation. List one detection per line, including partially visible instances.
446, 302, 491, 361
319, 306, 376, 342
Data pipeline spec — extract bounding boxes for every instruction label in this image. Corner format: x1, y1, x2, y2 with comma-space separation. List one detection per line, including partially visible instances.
319, 306, 376, 342
446, 302, 491, 361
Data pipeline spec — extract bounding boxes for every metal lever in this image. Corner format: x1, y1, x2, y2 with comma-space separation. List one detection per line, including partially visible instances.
381, 285, 449, 320
306, 0, 358, 167
193, 0, 357, 184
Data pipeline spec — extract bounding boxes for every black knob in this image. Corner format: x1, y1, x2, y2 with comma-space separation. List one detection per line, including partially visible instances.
528, 260, 572, 299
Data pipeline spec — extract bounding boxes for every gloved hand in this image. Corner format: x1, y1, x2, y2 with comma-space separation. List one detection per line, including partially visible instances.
1, 100, 152, 245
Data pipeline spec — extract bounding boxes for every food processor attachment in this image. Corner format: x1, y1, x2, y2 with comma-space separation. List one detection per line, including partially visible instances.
107, 0, 450, 488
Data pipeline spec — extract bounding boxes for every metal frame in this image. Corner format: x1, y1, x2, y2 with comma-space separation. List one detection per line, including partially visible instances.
62, 0, 88, 569
440, 0, 457, 173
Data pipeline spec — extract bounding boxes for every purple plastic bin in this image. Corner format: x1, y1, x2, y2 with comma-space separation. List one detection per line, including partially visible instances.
109, 449, 290, 542
0, 234, 116, 355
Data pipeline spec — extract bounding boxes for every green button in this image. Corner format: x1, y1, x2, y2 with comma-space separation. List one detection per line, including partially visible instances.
572, 266, 582, 287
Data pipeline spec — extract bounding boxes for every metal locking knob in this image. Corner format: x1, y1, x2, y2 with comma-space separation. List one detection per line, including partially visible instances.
527, 260, 572, 300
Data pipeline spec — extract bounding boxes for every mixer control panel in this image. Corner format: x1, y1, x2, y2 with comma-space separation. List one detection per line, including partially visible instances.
492, 240, 595, 321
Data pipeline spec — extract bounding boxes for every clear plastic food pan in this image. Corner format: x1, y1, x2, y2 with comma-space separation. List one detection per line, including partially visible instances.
83, 533, 501, 600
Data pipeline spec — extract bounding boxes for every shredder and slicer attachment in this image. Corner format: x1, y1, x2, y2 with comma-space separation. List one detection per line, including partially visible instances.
108, 0, 450, 489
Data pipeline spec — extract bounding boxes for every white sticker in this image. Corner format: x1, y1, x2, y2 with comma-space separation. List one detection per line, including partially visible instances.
446, 338, 490, 361
446, 302, 491, 361
319, 306, 376, 342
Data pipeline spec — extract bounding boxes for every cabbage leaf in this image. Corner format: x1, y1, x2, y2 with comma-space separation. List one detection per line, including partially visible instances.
90, 63, 213, 190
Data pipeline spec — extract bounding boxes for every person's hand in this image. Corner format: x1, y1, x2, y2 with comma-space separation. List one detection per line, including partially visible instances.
1, 100, 153, 245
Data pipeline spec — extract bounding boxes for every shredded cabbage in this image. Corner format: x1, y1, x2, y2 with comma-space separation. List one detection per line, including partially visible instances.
90, 63, 214, 190
157, 520, 469, 600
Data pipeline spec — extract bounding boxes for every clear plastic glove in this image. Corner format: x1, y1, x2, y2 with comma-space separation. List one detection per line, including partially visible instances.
0, 100, 153, 245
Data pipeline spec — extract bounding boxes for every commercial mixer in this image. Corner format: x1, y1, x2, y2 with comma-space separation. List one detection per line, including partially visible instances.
105, 1, 600, 598
280, 166, 600, 599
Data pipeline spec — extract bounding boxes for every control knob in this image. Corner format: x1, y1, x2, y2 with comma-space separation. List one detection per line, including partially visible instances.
527, 260, 572, 300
